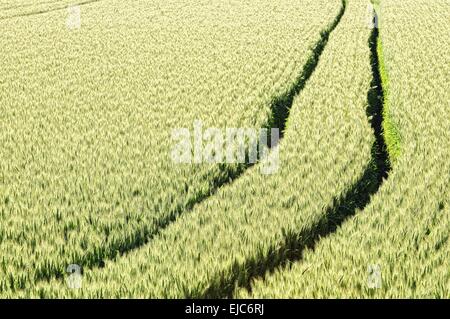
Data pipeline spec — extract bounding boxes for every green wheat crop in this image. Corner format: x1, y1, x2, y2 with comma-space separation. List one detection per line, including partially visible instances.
240, 0, 450, 298
0, 0, 447, 299
10, 0, 383, 298
0, 0, 341, 294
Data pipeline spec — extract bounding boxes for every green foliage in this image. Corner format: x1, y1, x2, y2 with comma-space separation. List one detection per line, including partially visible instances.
0, 0, 341, 294
241, 0, 450, 298
376, 27, 401, 163
1, 0, 448, 298
12, 0, 380, 298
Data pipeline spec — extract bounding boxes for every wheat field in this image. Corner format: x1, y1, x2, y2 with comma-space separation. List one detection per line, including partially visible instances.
0, 0, 448, 298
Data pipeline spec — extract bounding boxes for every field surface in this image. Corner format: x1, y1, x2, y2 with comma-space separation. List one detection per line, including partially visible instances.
240, 0, 450, 298
0, 0, 448, 298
